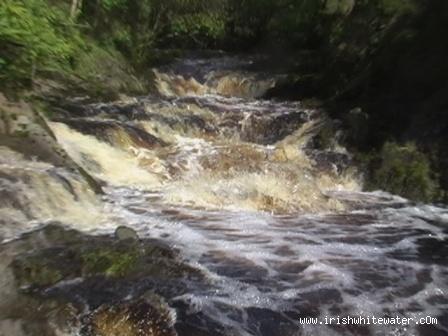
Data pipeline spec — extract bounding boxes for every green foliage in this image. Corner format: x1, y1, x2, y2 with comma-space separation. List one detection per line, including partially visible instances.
369, 142, 439, 202
380, 0, 417, 15
167, 13, 226, 48
100, 0, 128, 11
225, 0, 278, 44
324, 0, 355, 15
0, 0, 151, 95
0, 0, 82, 88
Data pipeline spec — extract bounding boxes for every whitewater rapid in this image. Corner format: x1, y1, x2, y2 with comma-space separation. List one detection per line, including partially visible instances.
0, 56, 447, 335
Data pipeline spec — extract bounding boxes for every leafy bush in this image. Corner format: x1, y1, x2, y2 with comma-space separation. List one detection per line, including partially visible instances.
369, 142, 439, 202
0, 0, 83, 88
166, 13, 226, 48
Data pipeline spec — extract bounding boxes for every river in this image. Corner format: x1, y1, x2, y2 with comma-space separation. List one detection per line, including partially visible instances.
0, 56, 447, 336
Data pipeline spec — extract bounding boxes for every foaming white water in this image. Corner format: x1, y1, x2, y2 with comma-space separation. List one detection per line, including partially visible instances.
161, 170, 346, 213
50, 122, 162, 188
154, 57, 276, 98
0, 146, 105, 240
103, 186, 448, 336
49, 95, 360, 213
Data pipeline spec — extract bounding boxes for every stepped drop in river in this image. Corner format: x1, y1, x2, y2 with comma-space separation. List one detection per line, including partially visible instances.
0, 56, 447, 336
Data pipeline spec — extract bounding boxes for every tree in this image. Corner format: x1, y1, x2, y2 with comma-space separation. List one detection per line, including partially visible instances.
70, 0, 82, 19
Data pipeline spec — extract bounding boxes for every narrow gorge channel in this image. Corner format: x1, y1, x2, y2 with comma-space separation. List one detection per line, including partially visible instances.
0, 56, 447, 336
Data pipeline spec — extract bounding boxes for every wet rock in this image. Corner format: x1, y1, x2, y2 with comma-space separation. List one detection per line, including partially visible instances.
55, 118, 167, 150
0, 93, 102, 194
344, 107, 369, 146
0, 247, 81, 336
84, 299, 176, 336
308, 150, 352, 175
416, 237, 448, 266
54, 100, 143, 119
0, 225, 206, 335
115, 226, 139, 241
12, 249, 70, 288
241, 111, 308, 145
8, 224, 201, 289
171, 300, 229, 336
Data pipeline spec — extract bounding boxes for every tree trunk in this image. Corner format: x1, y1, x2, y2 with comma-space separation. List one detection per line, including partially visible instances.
70, 0, 81, 19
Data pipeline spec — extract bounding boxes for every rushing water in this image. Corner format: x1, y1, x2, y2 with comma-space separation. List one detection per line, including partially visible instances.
1, 56, 447, 335
98, 186, 448, 336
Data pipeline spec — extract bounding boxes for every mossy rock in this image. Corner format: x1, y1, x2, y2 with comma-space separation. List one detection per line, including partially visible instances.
2, 225, 207, 335
12, 255, 65, 288
81, 245, 140, 278
9, 225, 201, 289
12, 247, 82, 288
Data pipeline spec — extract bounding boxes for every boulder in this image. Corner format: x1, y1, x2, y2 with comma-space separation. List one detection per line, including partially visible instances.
9, 225, 201, 289
115, 226, 139, 242
0, 93, 102, 194
0, 224, 204, 335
